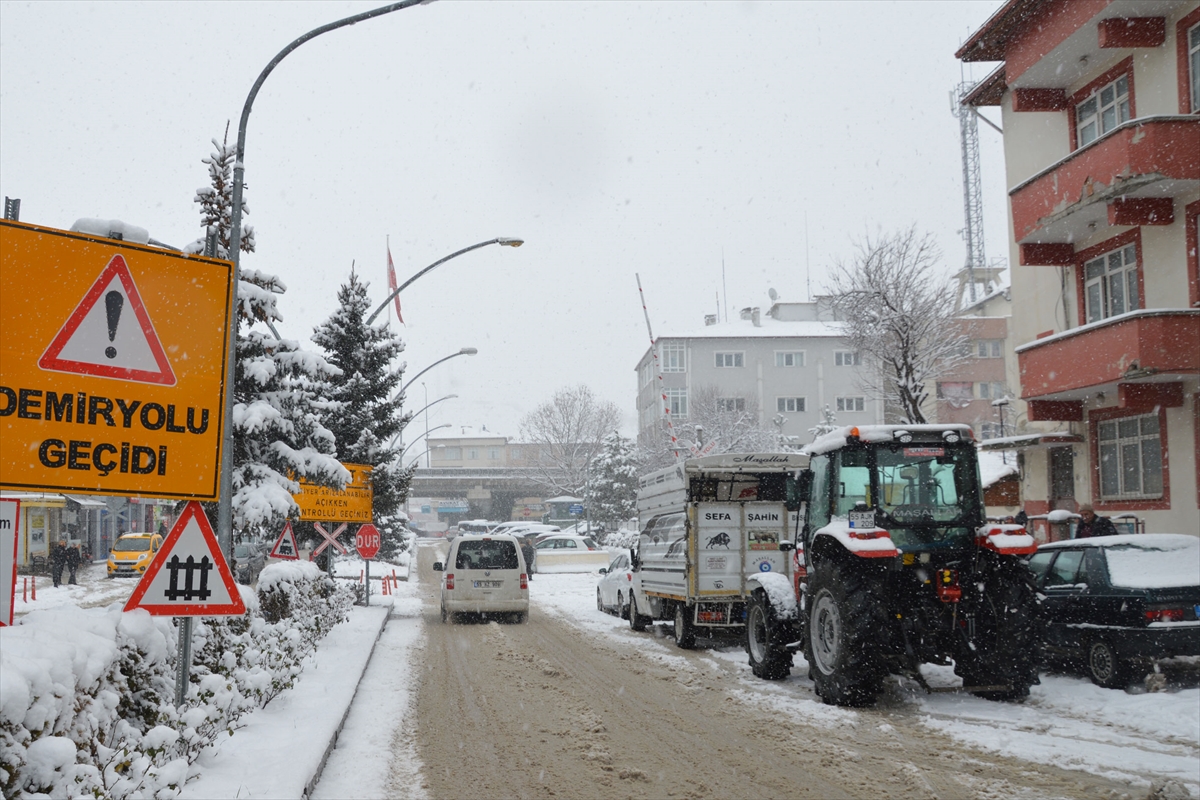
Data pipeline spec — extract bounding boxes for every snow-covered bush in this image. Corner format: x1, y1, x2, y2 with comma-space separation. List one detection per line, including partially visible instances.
0, 565, 352, 798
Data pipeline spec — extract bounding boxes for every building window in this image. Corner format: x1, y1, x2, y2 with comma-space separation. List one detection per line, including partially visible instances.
777, 397, 806, 413
775, 351, 804, 367
979, 421, 1003, 440
509, 447, 522, 460
1084, 243, 1139, 323
937, 381, 974, 407
977, 382, 1007, 400
976, 340, 1002, 358
1098, 414, 1163, 500
639, 361, 652, 387
835, 351, 861, 367
665, 388, 688, 418
488, 448, 500, 460
1076, 74, 1130, 147
836, 396, 864, 413
1190, 21, 1200, 112
467, 448, 479, 460
441, 447, 462, 460
717, 397, 745, 413
714, 352, 743, 368
661, 343, 686, 373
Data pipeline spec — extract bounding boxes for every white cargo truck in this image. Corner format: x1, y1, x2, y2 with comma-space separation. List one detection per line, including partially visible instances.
626, 452, 809, 648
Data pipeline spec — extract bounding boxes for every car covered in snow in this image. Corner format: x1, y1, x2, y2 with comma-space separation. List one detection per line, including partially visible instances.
433, 534, 529, 623
1029, 534, 1200, 688
532, 535, 609, 573
597, 552, 633, 616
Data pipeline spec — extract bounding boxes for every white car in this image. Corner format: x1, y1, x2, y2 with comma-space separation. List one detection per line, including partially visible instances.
597, 552, 633, 616
434, 534, 529, 623
533, 535, 610, 573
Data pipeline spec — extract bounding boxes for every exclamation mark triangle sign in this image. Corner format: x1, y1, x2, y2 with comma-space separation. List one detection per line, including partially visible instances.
39, 254, 176, 385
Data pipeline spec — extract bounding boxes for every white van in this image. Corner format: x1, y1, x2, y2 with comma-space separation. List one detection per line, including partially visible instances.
433, 534, 529, 623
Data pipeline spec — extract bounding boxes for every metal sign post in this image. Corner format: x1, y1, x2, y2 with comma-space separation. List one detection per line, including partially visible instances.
174, 617, 194, 706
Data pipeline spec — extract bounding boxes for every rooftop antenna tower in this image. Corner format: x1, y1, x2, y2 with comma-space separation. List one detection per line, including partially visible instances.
952, 81, 986, 305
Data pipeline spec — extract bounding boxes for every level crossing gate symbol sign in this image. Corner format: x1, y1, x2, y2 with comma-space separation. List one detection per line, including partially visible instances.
125, 501, 245, 616
270, 521, 300, 560
39, 255, 175, 385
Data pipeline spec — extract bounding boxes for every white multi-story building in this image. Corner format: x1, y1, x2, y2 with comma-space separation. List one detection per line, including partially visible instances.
958, 0, 1200, 534
634, 300, 883, 451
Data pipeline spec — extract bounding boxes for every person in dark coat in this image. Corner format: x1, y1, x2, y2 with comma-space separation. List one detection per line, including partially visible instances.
1075, 504, 1118, 538
66, 544, 82, 585
51, 541, 68, 587
519, 536, 536, 580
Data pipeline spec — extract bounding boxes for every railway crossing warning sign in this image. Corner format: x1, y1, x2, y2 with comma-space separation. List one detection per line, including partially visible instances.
269, 521, 300, 560
0, 220, 234, 500
125, 501, 245, 616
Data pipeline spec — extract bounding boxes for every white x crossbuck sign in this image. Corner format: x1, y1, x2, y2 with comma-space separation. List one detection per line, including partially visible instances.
311, 523, 349, 559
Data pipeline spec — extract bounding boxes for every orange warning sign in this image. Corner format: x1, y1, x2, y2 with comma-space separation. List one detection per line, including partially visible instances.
0, 220, 234, 500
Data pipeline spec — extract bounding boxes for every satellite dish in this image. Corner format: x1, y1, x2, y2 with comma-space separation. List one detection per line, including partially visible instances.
768, 287, 779, 302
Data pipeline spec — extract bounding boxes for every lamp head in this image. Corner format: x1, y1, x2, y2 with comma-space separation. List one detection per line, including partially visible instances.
497, 237, 524, 247
460, 348, 478, 355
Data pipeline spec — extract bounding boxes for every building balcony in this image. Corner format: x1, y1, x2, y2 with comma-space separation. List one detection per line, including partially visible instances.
1016, 310, 1199, 415
1011, 117, 1200, 250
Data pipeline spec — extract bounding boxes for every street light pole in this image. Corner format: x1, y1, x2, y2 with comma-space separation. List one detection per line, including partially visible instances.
365, 238, 523, 325
388, 392, 456, 449
396, 348, 477, 402
218, 0, 434, 555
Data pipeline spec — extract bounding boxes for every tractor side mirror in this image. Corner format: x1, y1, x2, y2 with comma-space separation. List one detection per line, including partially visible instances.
787, 470, 812, 511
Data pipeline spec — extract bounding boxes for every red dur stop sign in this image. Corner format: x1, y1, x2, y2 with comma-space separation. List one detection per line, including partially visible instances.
355, 524, 381, 560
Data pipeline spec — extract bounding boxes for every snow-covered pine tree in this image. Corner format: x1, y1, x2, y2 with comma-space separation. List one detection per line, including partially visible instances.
312, 271, 414, 559
583, 433, 638, 537
188, 129, 347, 538
184, 122, 256, 258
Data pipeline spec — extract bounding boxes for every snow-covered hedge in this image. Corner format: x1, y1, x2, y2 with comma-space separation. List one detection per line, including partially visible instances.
0, 562, 351, 799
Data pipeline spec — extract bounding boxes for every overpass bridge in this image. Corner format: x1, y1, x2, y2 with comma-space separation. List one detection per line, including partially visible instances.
408, 467, 567, 520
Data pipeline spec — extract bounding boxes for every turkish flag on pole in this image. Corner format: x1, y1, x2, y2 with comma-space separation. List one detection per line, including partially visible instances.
387, 244, 404, 324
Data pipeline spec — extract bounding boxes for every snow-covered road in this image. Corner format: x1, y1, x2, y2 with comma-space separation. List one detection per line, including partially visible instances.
313, 541, 1198, 799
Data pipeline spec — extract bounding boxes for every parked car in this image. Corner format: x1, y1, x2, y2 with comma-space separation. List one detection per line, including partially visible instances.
532, 535, 610, 573
1028, 534, 1200, 688
433, 534, 529, 623
233, 542, 267, 584
106, 533, 163, 577
597, 552, 634, 616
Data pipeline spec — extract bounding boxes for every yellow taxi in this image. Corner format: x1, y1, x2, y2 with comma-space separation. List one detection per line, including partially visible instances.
107, 533, 164, 577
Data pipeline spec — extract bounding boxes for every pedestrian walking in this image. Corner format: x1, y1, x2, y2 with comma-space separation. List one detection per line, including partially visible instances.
66, 543, 81, 585
50, 540, 68, 588
1075, 503, 1118, 538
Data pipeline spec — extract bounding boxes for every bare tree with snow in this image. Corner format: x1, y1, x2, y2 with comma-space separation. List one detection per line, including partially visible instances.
825, 227, 967, 424
519, 385, 623, 496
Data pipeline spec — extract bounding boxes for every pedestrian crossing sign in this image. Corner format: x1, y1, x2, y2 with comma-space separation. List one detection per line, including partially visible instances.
124, 501, 245, 616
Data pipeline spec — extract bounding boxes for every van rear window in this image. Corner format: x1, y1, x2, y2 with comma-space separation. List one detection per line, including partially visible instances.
455, 540, 520, 570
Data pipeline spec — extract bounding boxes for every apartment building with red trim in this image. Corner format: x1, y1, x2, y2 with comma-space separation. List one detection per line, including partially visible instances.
958, 0, 1200, 535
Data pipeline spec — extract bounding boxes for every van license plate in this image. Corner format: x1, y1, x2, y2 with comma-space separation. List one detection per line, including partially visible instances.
473, 580, 501, 588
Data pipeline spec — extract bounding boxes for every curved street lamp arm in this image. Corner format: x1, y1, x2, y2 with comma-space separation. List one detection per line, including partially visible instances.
365, 237, 521, 325
400, 424, 452, 459
396, 351, 474, 400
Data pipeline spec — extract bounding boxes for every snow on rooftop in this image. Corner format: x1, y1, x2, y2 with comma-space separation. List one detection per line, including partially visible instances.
427, 425, 507, 441
977, 449, 1018, 489
661, 317, 846, 341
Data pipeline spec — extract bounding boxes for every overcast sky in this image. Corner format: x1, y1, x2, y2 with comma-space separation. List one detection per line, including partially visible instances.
0, 0, 1007, 452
